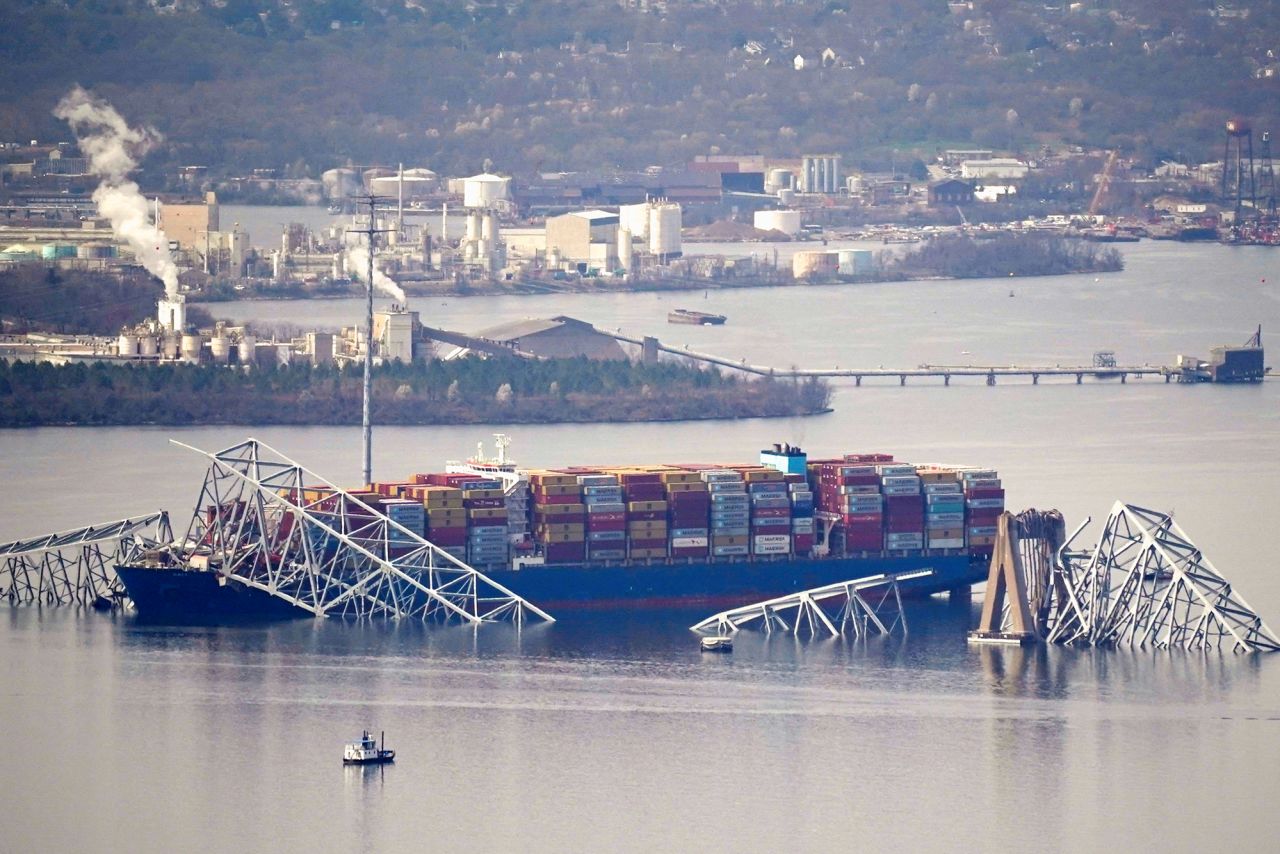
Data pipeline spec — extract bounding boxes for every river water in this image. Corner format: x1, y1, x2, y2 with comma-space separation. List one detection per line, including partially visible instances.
2, 240, 1279, 851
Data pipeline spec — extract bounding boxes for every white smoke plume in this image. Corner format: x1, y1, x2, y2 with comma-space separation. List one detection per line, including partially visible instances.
53, 86, 179, 297
346, 244, 408, 303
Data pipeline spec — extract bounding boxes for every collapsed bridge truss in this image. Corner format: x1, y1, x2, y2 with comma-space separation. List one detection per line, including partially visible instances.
163, 439, 554, 625
1, 513, 172, 605
977, 503, 1279, 653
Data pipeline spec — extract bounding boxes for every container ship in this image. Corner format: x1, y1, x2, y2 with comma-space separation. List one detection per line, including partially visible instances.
117, 441, 1005, 617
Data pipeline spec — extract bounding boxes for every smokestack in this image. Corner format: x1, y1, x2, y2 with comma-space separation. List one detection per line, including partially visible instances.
53, 87, 179, 299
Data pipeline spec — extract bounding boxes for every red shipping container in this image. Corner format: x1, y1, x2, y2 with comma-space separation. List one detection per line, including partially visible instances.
842, 513, 883, 525
670, 512, 709, 525
534, 493, 580, 505
586, 518, 626, 531
623, 485, 666, 501
793, 533, 815, 551
534, 511, 586, 525
629, 537, 667, 549
587, 510, 626, 522
669, 492, 711, 505
752, 507, 791, 519
425, 527, 467, 547
628, 510, 665, 522
544, 542, 586, 563
463, 497, 505, 509
886, 518, 924, 533
671, 545, 710, 559
620, 473, 663, 485
966, 487, 1006, 499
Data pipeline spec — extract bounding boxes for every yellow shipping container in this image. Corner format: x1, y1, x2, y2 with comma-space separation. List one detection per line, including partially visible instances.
742, 468, 784, 482
535, 483, 581, 497
969, 535, 996, 546
539, 503, 586, 516
537, 530, 585, 543
461, 487, 505, 499
539, 522, 586, 536
627, 500, 668, 513
467, 508, 506, 520
926, 528, 964, 539
628, 521, 668, 531
916, 469, 957, 484
659, 471, 701, 484
529, 472, 579, 487
664, 482, 708, 493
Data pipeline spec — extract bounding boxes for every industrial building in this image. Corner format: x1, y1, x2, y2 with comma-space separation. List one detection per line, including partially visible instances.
545, 209, 621, 270
960, 158, 1030, 181
159, 191, 219, 252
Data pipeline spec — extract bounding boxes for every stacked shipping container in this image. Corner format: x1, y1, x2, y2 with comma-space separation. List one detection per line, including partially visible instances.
333, 448, 1005, 569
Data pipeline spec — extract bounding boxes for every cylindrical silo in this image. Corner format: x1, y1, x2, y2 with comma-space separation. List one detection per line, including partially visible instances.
138, 335, 158, 357
181, 334, 202, 364
117, 333, 139, 357
617, 227, 633, 272
209, 335, 230, 364
237, 334, 256, 365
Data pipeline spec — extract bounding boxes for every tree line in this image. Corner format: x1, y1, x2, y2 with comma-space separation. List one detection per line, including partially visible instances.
0, 356, 833, 427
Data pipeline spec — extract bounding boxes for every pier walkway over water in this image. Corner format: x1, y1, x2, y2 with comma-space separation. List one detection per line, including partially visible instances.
609, 332, 1177, 385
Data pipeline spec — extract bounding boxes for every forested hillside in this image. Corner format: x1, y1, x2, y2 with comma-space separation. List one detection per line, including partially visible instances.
3, 0, 1277, 176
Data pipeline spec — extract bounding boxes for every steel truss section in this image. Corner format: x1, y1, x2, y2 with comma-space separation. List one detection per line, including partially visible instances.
1047, 502, 1280, 653
171, 439, 553, 625
1, 513, 171, 605
690, 569, 934, 638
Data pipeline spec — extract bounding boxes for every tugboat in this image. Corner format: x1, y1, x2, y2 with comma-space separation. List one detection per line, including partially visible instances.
343, 730, 395, 765
700, 635, 733, 653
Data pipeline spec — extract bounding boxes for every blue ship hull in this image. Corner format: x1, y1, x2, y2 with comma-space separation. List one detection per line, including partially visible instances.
114, 565, 308, 621
486, 553, 982, 612
115, 553, 985, 621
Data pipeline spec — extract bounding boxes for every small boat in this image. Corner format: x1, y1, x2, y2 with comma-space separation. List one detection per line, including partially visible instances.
343, 730, 395, 765
700, 635, 733, 653
669, 309, 727, 325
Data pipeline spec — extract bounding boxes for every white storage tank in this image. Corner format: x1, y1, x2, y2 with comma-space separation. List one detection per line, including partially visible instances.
138, 335, 158, 357
161, 333, 179, 360
321, 168, 361, 200
237, 334, 257, 365
792, 250, 840, 279
777, 188, 797, 207
765, 168, 793, 194
210, 335, 231, 364
753, 210, 802, 237
181, 334, 202, 364
619, 202, 651, 239
648, 202, 682, 259
462, 173, 509, 209
117, 334, 139, 357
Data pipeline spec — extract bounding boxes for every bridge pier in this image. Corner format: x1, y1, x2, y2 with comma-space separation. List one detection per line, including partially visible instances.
1032, 373, 1039, 385
855, 375, 862, 386
987, 372, 996, 386
900, 374, 906, 386
1165, 373, 1171, 383
1121, 373, 1127, 384
1076, 373, 1083, 384
944, 374, 951, 386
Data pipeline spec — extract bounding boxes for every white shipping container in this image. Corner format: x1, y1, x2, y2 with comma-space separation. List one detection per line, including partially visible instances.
671, 536, 710, 548
753, 542, 791, 554
927, 537, 966, 549
753, 534, 792, 546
